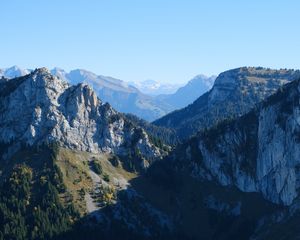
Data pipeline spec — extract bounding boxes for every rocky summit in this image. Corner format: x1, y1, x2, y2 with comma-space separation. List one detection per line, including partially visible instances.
0, 68, 162, 168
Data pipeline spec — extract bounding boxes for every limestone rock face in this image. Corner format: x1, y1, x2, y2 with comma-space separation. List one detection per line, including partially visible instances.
0, 68, 162, 164
172, 79, 300, 206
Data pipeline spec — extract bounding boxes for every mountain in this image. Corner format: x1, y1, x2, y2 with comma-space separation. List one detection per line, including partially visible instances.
51, 68, 174, 122
157, 74, 216, 110
1, 66, 219, 122
125, 113, 180, 146
0, 65, 30, 78
2, 67, 300, 239
154, 67, 300, 140
0, 69, 176, 239
167, 78, 300, 205
0, 68, 164, 170
143, 77, 300, 239
129, 79, 183, 95
0, 66, 173, 121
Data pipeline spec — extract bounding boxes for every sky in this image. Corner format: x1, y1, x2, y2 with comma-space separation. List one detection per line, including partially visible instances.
0, 0, 299, 84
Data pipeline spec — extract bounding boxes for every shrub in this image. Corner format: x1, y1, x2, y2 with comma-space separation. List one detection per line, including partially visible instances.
92, 160, 103, 175
103, 173, 110, 182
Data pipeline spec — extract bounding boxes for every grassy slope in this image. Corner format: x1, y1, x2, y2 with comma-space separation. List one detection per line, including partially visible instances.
56, 148, 137, 215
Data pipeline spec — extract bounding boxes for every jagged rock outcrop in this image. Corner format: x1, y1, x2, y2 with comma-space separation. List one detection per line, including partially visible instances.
62, 69, 174, 121
154, 67, 300, 140
1, 66, 174, 121
0, 68, 162, 166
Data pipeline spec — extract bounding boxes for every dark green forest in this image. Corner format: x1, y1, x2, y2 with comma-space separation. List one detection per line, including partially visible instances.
0, 144, 78, 240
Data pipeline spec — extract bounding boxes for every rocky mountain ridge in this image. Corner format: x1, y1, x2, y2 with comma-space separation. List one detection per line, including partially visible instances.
0, 68, 163, 169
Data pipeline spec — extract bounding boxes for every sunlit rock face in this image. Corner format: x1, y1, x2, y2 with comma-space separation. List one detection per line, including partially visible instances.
172, 78, 300, 206
0, 68, 162, 165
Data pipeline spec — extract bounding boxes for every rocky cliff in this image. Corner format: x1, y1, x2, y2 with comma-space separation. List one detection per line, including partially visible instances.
0, 68, 163, 168
167, 77, 300, 206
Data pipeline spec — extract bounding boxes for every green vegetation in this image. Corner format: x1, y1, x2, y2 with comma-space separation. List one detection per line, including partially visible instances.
117, 151, 139, 172
103, 173, 110, 182
91, 160, 102, 175
125, 113, 180, 146
97, 185, 115, 206
0, 144, 79, 240
55, 149, 93, 215
109, 155, 120, 167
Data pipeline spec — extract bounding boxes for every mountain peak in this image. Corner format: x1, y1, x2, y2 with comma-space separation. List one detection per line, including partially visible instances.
32, 67, 51, 75
1, 65, 30, 78
188, 74, 215, 88
0, 71, 162, 167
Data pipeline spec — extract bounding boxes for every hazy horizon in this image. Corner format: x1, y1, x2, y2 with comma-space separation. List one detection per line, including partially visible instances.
1, 0, 299, 83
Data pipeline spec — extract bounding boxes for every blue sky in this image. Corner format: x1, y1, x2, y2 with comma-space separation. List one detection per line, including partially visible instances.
0, 0, 299, 83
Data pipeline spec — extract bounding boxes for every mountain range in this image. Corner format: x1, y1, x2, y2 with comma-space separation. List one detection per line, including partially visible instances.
1, 66, 300, 239
0, 66, 215, 121
129, 79, 183, 95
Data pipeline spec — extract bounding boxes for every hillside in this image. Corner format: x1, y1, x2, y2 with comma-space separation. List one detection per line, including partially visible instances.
154, 67, 300, 140
0, 70, 174, 239
141, 76, 300, 239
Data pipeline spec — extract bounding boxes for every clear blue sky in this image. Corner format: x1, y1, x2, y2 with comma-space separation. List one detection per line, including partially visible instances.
0, 0, 299, 83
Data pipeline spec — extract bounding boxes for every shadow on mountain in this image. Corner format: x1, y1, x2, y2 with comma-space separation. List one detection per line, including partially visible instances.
0, 143, 288, 240
55, 158, 283, 240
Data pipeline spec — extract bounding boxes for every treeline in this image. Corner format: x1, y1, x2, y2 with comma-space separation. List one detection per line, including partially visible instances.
124, 113, 180, 146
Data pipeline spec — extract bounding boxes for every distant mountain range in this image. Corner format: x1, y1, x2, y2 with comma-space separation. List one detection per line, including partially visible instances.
129, 79, 184, 95
0, 65, 30, 78
0, 66, 215, 121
